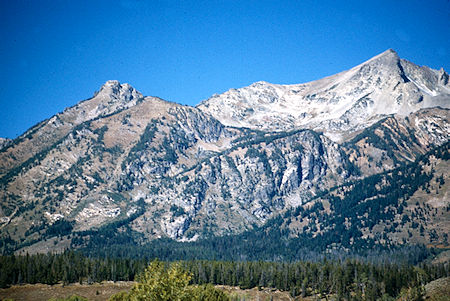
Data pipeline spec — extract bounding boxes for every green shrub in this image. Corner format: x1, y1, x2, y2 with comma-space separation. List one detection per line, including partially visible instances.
190, 284, 229, 301
108, 260, 229, 301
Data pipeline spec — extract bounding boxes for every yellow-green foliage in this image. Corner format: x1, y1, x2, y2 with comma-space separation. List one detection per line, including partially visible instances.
398, 286, 425, 301
190, 284, 230, 301
109, 260, 229, 301
130, 260, 192, 301
108, 291, 129, 301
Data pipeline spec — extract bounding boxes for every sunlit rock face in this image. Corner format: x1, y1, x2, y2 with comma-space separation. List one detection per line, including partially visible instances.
198, 49, 449, 142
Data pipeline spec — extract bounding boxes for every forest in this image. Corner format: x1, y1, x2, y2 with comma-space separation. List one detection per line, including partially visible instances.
1, 251, 449, 300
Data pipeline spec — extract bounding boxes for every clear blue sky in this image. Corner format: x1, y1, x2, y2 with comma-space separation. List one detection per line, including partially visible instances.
1, 0, 449, 138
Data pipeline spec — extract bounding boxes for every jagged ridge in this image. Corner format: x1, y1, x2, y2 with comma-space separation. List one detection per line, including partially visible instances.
197, 49, 450, 141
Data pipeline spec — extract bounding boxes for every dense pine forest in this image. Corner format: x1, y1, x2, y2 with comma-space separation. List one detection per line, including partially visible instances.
1, 251, 449, 300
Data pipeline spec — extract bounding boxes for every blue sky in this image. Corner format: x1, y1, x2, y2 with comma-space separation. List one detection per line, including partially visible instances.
1, 0, 449, 138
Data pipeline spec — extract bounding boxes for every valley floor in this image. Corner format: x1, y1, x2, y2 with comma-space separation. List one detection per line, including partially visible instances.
0, 282, 311, 301
1, 278, 449, 301
0, 282, 134, 301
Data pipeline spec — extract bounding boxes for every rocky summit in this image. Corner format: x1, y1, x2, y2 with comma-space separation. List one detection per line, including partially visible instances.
198, 49, 450, 141
0, 50, 449, 255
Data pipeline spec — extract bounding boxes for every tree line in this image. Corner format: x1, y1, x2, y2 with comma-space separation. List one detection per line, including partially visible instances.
1, 251, 449, 300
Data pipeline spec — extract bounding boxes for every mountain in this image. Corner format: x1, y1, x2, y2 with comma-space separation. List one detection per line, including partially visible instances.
0, 50, 448, 256
197, 49, 450, 142
0, 80, 142, 178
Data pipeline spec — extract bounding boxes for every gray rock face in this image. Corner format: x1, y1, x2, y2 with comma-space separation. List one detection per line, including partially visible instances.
0, 138, 12, 150
126, 128, 351, 239
0, 50, 449, 252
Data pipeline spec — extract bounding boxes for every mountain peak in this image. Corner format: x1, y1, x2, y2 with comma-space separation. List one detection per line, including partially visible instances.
198, 49, 449, 137
361, 48, 400, 67
377, 48, 398, 57
99, 80, 129, 93
58, 80, 144, 124
97, 80, 142, 102
100, 79, 121, 89
382, 48, 397, 55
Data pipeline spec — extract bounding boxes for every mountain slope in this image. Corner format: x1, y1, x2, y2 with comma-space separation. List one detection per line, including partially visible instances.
281, 141, 450, 250
343, 107, 449, 175
70, 142, 448, 262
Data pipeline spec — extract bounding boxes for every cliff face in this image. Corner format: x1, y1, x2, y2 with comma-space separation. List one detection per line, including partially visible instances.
0, 50, 448, 254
